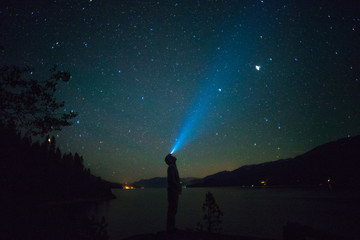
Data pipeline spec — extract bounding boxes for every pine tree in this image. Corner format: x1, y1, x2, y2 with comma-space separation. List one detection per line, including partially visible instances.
0, 65, 76, 136
197, 192, 224, 233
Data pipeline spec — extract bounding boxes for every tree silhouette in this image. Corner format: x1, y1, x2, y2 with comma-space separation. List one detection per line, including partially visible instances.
0, 125, 115, 201
0, 64, 113, 239
0, 65, 77, 136
197, 192, 224, 233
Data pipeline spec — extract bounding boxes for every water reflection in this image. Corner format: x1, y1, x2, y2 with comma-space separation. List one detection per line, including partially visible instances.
3, 200, 109, 240
94, 188, 360, 240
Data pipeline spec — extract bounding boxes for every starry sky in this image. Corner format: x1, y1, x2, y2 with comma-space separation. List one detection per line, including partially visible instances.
1, 0, 360, 183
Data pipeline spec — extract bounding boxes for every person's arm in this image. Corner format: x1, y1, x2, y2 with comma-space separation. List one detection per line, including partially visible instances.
174, 167, 182, 194
168, 167, 176, 186
168, 166, 181, 193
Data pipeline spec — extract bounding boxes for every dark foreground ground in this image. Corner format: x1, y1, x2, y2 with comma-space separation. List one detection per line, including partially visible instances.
122, 230, 276, 240
122, 222, 347, 240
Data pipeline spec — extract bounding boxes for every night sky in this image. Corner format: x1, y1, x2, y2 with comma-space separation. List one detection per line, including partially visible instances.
1, 0, 360, 183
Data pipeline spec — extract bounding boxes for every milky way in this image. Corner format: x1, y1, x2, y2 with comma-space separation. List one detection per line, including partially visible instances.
1, 0, 359, 183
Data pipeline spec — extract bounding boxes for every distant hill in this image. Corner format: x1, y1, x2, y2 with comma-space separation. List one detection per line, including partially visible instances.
102, 179, 123, 189
188, 135, 360, 188
132, 177, 199, 188
107, 181, 123, 189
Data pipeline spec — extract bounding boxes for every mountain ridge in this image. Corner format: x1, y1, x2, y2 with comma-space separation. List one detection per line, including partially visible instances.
188, 135, 360, 188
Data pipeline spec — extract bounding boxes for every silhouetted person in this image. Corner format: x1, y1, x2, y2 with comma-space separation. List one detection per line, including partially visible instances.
165, 153, 181, 232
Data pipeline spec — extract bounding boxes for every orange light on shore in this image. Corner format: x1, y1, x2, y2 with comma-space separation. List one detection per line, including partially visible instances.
124, 186, 130, 189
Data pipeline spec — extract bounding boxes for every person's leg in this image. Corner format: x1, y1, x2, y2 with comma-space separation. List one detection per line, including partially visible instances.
166, 191, 179, 231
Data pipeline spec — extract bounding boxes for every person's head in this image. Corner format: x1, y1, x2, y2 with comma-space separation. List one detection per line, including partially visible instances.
165, 153, 177, 165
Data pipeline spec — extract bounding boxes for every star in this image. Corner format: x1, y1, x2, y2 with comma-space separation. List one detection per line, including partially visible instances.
2, 0, 359, 186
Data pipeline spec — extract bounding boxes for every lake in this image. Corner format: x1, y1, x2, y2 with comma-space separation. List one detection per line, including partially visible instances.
92, 187, 360, 239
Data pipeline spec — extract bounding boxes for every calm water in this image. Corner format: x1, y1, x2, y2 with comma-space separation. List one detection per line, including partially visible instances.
92, 188, 360, 239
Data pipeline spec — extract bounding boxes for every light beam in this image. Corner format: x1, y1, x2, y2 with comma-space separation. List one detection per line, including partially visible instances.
170, 65, 235, 154
169, 42, 245, 154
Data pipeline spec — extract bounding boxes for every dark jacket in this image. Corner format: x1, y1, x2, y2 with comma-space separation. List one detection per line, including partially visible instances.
167, 164, 181, 194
